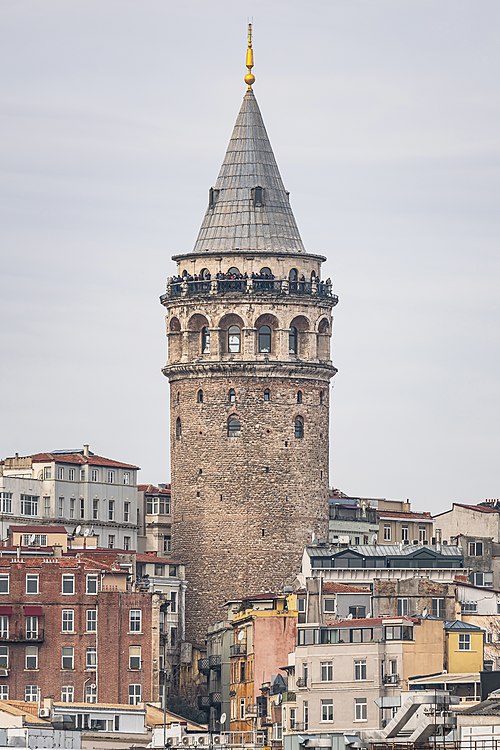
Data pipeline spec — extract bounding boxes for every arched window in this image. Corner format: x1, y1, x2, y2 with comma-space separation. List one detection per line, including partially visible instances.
297, 390, 303, 404
311, 271, 317, 282
197, 390, 204, 404
260, 267, 272, 277
263, 389, 271, 402
228, 388, 236, 403
200, 268, 211, 280
175, 417, 182, 439
201, 326, 210, 354
289, 326, 298, 355
258, 325, 271, 353
294, 416, 304, 439
227, 415, 241, 437
228, 326, 241, 353
227, 267, 240, 276
289, 268, 298, 293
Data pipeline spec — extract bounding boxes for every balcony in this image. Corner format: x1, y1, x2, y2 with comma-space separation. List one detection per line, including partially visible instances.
281, 692, 296, 703
230, 643, 247, 657
197, 695, 210, 710
0, 630, 44, 643
198, 658, 210, 675
383, 673, 400, 685
209, 692, 222, 706
161, 278, 338, 305
209, 654, 222, 671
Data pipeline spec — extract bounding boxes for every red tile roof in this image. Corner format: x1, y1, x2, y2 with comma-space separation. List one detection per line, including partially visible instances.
137, 484, 171, 494
30, 453, 140, 470
453, 503, 500, 514
377, 510, 432, 520
9, 525, 67, 535
135, 552, 178, 564
0, 556, 121, 572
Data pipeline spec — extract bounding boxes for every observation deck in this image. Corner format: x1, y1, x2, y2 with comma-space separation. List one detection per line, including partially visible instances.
160, 277, 339, 306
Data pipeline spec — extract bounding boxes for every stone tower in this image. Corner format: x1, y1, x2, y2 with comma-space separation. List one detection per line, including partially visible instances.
161, 29, 338, 643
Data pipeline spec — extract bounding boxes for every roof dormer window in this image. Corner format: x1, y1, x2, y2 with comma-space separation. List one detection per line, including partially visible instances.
252, 186, 264, 207
209, 187, 220, 210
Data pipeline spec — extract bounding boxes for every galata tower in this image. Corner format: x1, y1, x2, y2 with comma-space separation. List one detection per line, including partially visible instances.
161, 27, 338, 643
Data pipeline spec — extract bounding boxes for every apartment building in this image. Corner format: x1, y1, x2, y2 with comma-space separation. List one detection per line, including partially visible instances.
372, 578, 457, 620
0, 555, 162, 705
297, 580, 372, 624
0, 447, 139, 550
137, 484, 172, 555
301, 543, 464, 586
287, 616, 444, 734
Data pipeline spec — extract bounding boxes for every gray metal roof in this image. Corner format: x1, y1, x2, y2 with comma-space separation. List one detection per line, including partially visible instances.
444, 619, 484, 631
305, 544, 463, 557
192, 90, 305, 255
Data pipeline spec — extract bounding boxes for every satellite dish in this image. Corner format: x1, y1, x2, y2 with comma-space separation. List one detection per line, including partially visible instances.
83, 528, 91, 537
238, 630, 244, 641
75, 525, 82, 536
219, 713, 227, 726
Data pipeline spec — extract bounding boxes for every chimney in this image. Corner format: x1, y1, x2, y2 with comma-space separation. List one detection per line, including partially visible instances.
83, 444, 89, 457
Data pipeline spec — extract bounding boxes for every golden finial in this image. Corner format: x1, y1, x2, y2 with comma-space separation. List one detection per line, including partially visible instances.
244, 23, 255, 90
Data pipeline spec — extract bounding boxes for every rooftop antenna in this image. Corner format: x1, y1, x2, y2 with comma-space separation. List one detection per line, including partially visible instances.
74, 525, 82, 537
244, 23, 255, 90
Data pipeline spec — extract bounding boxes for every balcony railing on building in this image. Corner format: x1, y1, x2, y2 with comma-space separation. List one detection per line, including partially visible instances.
0, 630, 44, 643
209, 654, 222, 670
383, 673, 400, 685
230, 643, 247, 657
198, 658, 210, 675
281, 691, 296, 703
161, 278, 338, 305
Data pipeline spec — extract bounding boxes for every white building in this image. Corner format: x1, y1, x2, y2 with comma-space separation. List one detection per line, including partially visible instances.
0, 446, 140, 550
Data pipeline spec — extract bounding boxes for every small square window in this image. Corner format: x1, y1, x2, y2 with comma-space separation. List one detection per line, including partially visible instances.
0, 575, 9, 595
62, 575, 75, 595
26, 574, 39, 595
128, 684, 141, 705
62, 646, 74, 670
129, 609, 142, 633
86, 609, 97, 632
25, 646, 38, 670
129, 646, 141, 670
86, 575, 98, 595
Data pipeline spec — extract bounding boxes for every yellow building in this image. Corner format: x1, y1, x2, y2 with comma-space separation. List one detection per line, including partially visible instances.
445, 620, 484, 673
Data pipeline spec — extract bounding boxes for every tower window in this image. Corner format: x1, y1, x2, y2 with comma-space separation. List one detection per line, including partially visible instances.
175, 417, 182, 439
297, 390, 303, 404
228, 325, 241, 353
227, 267, 240, 276
252, 186, 264, 206
263, 389, 271, 402
197, 390, 204, 403
258, 325, 271, 353
227, 415, 241, 437
260, 267, 272, 277
289, 326, 298, 355
228, 389, 236, 403
320, 390, 324, 404
201, 326, 210, 354
294, 416, 304, 439
289, 268, 298, 292
209, 187, 219, 209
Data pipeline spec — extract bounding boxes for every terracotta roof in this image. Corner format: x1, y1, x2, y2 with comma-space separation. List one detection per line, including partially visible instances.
0, 556, 121, 572
0, 700, 49, 724
378, 510, 432, 520
135, 552, 178, 565
454, 503, 500, 514
137, 484, 171, 494
30, 452, 140, 470
9, 525, 67, 535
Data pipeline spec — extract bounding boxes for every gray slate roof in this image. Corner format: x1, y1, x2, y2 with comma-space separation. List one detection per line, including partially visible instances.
192, 90, 305, 255
305, 544, 463, 557
444, 619, 484, 632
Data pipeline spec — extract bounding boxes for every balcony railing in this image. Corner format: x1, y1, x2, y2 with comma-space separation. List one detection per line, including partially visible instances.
295, 677, 307, 688
383, 673, 400, 685
198, 658, 210, 675
209, 654, 222, 670
281, 691, 296, 703
197, 695, 210, 710
0, 631, 44, 643
230, 643, 247, 657
161, 278, 338, 305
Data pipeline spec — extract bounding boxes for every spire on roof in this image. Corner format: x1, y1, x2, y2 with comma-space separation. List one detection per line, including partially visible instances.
192, 28, 305, 255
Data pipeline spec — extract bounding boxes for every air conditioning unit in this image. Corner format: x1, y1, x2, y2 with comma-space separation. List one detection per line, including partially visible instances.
198, 737, 207, 745
39, 709, 51, 718
182, 737, 190, 746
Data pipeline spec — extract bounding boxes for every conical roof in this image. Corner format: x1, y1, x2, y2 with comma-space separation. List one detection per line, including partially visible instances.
192, 89, 305, 254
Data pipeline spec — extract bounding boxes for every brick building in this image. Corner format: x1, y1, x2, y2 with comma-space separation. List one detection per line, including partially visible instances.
0, 555, 161, 705
160, 29, 338, 643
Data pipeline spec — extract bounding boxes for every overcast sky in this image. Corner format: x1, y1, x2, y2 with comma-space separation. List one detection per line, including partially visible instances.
1, 1, 499, 514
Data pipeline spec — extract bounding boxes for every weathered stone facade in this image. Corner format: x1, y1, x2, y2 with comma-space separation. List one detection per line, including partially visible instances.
161, 88, 337, 643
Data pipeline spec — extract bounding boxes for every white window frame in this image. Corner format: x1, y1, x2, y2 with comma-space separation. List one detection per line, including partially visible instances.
397, 597, 409, 616
25, 685, 39, 702
86, 609, 97, 632
62, 574, 75, 595
320, 661, 333, 682
321, 699, 334, 723
0, 616, 9, 639
107, 470, 115, 484
25, 574, 39, 595
62, 609, 74, 633
62, 646, 74, 670
86, 647, 97, 670
129, 645, 141, 670
128, 684, 141, 705
0, 686, 8, 700
0, 645, 8, 669
354, 659, 367, 681
61, 685, 74, 703
0, 493, 12, 514
123, 472, 130, 485
383, 524, 391, 541
68, 468, 75, 481
20, 494, 39, 516
91, 468, 99, 482
0, 575, 8, 594
85, 684, 97, 703
25, 646, 38, 670
354, 698, 367, 722
124, 502, 130, 522
129, 609, 142, 633
86, 575, 98, 595
459, 633, 471, 651
57, 467, 64, 480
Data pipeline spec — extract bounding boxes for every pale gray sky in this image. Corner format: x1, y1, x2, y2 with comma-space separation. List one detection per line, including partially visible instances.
1, 1, 499, 513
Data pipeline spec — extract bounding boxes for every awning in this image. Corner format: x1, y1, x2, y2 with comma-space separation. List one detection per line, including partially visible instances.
23, 606, 43, 616
0, 606, 12, 616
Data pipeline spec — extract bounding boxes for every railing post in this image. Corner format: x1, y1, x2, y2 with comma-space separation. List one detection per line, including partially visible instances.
181, 281, 188, 297
282, 280, 289, 295
210, 279, 218, 295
